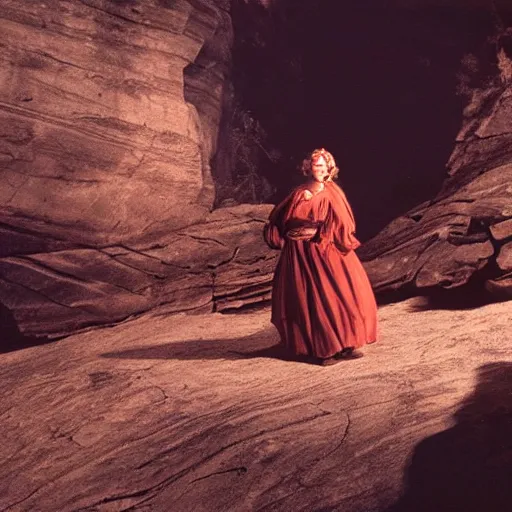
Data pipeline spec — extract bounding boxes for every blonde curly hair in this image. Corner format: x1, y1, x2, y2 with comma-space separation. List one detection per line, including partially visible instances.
301, 148, 339, 181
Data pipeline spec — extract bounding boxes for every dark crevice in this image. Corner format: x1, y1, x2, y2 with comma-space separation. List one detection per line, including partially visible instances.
0, 301, 49, 353
189, 466, 248, 483
227, 1, 502, 241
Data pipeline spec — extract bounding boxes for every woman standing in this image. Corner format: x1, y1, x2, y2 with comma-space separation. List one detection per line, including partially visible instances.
264, 148, 378, 365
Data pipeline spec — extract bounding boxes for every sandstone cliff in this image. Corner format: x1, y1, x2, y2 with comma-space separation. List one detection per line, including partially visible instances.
0, 0, 263, 339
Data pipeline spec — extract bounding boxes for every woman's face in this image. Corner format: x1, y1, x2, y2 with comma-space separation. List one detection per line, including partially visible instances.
311, 156, 329, 183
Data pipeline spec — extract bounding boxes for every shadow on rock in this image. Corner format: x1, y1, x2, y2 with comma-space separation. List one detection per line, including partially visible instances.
387, 362, 512, 512
100, 327, 298, 362
406, 283, 506, 312
0, 302, 48, 353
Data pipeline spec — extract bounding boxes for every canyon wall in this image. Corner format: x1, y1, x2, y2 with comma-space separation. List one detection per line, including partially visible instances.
1, 1, 510, 343
0, 0, 275, 340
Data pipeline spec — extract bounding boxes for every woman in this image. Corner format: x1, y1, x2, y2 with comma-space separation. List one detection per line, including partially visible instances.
264, 148, 378, 365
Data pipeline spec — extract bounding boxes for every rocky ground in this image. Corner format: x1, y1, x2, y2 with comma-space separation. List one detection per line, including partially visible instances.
1, 297, 511, 512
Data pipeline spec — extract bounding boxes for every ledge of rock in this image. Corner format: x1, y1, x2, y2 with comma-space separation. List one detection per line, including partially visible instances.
0, 0, 242, 341
359, 41, 512, 299
0, 203, 276, 340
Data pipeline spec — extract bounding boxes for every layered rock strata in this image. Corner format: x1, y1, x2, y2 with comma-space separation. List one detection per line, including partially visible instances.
0, 0, 243, 339
0, 203, 276, 339
0, 0, 231, 243
360, 40, 512, 299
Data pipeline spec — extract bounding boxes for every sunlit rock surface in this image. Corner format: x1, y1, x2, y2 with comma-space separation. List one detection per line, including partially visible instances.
360, 39, 512, 299
1, 298, 511, 511
0, 0, 232, 242
0, 0, 237, 339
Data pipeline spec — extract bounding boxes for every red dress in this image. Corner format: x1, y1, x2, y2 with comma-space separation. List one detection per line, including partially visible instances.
264, 181, 378, 359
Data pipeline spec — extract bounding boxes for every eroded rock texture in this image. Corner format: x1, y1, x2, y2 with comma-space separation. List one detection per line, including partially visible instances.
0, 0, 232, 242
1, 299, 511, 511
0, 202, 276, 338
360, 37, 512, 299
0, 0, 257, 339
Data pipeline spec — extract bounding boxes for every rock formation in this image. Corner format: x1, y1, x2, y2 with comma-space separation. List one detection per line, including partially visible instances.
1, 298, 511, 510
0, 198, 276, 338
0, 0, 231, 242
0, 0, 273, 340
360, 34, 512, 299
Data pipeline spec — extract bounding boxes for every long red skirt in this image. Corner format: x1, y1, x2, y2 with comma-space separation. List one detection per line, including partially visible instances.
271, 240, 378, 359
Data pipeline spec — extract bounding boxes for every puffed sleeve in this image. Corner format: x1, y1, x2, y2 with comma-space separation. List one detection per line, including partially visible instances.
263, 194, 290, 250
317, 183, 361, 253
263, 218, 284, 250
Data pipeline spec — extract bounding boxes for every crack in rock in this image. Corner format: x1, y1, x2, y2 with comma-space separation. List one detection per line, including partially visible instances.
208, 247, 240, 269
189, 466, 248, 483
177, 233, 227, 247
87, 411, 334, 509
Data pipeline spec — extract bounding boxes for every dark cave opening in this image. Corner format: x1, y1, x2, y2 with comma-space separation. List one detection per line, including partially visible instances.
226, 0, 501, 241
